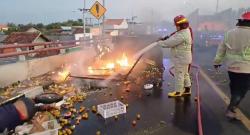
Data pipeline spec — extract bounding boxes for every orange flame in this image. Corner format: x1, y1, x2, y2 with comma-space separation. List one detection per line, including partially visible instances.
57, 68, 70, 82
87, 53, 131, 75
117, 53, 129, 67
106, 63, 115, 69
88, 66, 94, 74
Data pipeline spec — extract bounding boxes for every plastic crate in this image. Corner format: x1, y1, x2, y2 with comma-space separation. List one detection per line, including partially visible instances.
97, 100, 126, 119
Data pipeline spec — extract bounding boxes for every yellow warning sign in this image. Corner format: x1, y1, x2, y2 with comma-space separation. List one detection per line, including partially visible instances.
90, 1, 106, 20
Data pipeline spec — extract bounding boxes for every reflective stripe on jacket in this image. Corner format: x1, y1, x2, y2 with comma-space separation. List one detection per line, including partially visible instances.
214, 26, 250, 73
158, 28, 192, 65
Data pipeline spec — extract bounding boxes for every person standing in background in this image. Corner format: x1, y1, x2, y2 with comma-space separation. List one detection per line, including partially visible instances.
214, 12, 250, 120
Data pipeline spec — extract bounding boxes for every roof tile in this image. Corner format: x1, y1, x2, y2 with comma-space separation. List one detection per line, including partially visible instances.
104, 19, 124, 25
3, 32, 49, 44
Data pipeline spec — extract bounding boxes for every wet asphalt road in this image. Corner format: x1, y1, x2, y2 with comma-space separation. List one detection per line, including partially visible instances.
72, 59, 197, 135
194, 46, 250, 118
194, 46, 250, 135
70, 36, 250, 135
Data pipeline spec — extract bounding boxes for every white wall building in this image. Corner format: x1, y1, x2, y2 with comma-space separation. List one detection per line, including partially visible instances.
0, 24, 8, 32
73, 28, 93, 45
104, 19, 128, 36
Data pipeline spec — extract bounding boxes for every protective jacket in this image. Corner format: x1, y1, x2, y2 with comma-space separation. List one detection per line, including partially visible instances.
214, 26, 250, 73
0, 104, 22, 132
158, 28, 192, 65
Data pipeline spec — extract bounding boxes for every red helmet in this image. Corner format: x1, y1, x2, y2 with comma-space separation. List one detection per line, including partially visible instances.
174, 15, 189, 26
239, 11, 250, 21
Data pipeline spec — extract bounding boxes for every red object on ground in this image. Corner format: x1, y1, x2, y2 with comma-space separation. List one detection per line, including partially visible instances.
169, 65, 204, 135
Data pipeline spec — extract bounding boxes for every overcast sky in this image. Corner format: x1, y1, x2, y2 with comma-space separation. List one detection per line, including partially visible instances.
0, 0, 249, 24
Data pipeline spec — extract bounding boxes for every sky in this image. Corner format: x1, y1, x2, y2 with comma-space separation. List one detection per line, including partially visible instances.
0, 0, 250, 24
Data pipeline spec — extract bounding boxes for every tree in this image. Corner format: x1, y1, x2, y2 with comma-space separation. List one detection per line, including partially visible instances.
46, 22, 61, 29
7, 23, 17, 28
4, 19, 86, 35
18, 23, 34, 31
36, 23, 44, 29
4, 23, 19, 35
78, 19, 83, 23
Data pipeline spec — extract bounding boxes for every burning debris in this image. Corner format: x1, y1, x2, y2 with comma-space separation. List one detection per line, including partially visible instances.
87, 52, 132, 76
0, 43, 165, 135
57, 69, 70, 82
96, 44, 112, 60
116, 53, 130, 67
52, 65, 71, 83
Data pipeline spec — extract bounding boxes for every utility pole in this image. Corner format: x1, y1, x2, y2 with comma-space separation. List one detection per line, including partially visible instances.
83, 0, 86, 39
78, 0, 89, 41
102, 0, 105, 36
131, 16, 137, 35
216, 0, 219, 13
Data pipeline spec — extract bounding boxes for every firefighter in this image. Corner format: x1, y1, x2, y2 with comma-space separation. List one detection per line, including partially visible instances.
158, 15, 193, 97
214, 12, 250, 120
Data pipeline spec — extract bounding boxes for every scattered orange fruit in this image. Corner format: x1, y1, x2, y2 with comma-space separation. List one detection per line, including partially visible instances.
96, 131, 101, 135
92, 106, 97, 113
82, 112, 89, 120
132, 120, 137, 126
114, 115, 118, 121
136, 114, 141, 120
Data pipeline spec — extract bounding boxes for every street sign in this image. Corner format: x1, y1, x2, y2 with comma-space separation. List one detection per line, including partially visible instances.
90, 1, 106, 20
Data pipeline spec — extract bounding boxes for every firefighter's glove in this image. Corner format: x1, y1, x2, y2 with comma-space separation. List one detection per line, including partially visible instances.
213, 64, 222, 70
158, 36, 169, 41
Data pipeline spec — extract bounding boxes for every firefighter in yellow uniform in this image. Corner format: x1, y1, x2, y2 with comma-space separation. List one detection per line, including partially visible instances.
158, 15, 193, 97
214, 12, 250, 119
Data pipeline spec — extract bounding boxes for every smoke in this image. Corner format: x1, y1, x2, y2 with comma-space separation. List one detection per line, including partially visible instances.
65, 47, 97, 76
1, 0, 250, 24
107, 0, 250, 23
139, 8, 163, 23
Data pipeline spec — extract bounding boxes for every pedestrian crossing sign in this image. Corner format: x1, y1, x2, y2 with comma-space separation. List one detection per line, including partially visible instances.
90, 1, 106, 20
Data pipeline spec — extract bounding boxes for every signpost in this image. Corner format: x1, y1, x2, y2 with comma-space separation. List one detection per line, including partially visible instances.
90, 1, 106, 20
78, 1, 106, 44
90, 1, 107, 44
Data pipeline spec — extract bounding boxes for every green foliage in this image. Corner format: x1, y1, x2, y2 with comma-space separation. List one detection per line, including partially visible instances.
46, 22, 61, 29
4, 19, 84, 34
47, 20, 83, 29
18, 23, 34, 31
36, 23, 44, 29
85, 27, 90, 33
61, 19, 83, 26
4, 23, 20, 35
7, 23, 17, 28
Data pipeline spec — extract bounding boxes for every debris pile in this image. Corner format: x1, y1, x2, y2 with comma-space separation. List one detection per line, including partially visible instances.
0, 54, 165, 135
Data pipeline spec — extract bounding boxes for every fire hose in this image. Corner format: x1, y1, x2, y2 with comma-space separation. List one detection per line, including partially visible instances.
169, 65, 204, 135
123, 54, 144, 80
